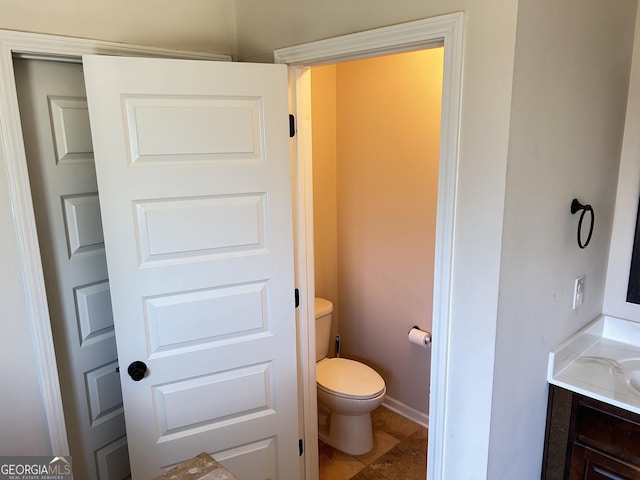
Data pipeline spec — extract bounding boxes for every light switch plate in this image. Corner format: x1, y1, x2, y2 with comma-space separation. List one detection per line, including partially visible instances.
573, 275, 585, 309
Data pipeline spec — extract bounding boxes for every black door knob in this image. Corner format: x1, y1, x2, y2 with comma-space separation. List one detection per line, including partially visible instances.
127, 361, 147, 381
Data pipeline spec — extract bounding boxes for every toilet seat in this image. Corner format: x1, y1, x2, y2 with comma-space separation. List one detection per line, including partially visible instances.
316, 358, 385, 399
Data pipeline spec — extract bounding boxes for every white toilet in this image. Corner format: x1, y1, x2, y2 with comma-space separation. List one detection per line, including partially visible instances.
315, 297, 386, 455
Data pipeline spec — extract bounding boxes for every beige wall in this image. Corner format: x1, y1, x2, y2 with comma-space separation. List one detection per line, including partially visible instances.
311, 64, 340, 356
311, 65, 338, 312
0, 0, 236, 55
312, 50, 442, 416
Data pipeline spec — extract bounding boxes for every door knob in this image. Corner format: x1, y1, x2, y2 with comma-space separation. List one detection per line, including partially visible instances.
127, 361, 147, 381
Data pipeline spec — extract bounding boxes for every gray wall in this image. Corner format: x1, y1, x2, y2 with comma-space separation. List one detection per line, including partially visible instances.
489, 0, 636, 477
0, 133, 51, 455
0, 0, 236, 55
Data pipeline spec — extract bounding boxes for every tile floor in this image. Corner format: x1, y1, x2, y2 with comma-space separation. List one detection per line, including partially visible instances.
318, 406, 428, 480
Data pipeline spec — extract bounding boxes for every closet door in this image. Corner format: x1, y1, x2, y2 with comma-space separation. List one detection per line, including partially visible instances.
15, 58, 128, 480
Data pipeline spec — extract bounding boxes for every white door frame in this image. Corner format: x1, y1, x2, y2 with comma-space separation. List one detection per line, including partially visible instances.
0, 30, 229, 455
275, 12, 464, 480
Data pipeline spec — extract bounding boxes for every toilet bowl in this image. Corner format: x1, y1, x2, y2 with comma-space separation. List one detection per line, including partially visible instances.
315, 298, 386, 455
316, 357, 386, 454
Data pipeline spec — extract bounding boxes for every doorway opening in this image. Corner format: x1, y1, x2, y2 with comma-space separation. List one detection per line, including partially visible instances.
309, 48, 443, 479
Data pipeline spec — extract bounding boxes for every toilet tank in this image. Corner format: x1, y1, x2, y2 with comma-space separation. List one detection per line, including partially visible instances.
315, 298, 333, 362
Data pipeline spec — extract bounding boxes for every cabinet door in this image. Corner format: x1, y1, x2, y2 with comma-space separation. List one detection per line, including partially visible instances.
570, 443, 640, 480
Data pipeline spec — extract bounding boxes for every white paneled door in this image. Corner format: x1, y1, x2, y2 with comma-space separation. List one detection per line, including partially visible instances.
15, 59, 129, 480
83, 56, 299, 479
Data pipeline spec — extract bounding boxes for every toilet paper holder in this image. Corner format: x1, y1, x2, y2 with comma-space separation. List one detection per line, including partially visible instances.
409, 325, 432, 346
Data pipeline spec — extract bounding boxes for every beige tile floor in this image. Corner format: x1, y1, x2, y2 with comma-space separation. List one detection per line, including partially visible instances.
318, 406, 428, 480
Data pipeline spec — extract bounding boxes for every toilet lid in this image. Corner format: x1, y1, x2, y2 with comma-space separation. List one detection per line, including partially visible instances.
316, 358, 385, 399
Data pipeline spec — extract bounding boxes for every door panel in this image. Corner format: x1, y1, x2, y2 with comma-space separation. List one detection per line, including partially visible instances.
123, 96, 262, 161
14, 58, 129, 480
145, 280, 268, 352
48, 96, 94, 164
214, 438, 278, 479
96, 437, 131, 480
62, 193, 104, 256
133, 194, 266, 263
75, 280, 114, 344
83, 56, 298, 479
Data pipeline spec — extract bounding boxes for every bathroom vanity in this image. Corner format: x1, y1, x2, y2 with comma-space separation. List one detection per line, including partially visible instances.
544, 315, 640, 479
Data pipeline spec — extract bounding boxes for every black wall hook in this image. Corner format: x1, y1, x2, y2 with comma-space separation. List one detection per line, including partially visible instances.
571, 199, 594, 249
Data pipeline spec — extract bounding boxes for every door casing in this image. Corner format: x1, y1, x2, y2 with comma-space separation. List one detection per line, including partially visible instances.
275, 13, 464, 480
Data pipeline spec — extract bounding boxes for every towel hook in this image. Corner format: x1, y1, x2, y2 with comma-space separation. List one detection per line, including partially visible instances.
570, 199, 594, 249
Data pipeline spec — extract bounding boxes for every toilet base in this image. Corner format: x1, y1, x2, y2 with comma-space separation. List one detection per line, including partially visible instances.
319, 410, 374, 456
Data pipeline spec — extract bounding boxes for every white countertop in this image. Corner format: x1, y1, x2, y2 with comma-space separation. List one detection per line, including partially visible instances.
548, 315, 640, 415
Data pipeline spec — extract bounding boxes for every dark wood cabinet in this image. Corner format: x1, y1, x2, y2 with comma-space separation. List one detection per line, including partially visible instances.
570, 444, 640, 479
543, 385, 640, 479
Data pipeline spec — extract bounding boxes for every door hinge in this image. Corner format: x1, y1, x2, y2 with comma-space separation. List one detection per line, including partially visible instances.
295, 288, 300, 308
299, 438, 304, 456
289, 114, 296, 138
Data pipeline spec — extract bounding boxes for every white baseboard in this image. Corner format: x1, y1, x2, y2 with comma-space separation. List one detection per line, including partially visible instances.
382, 396, 429, 429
